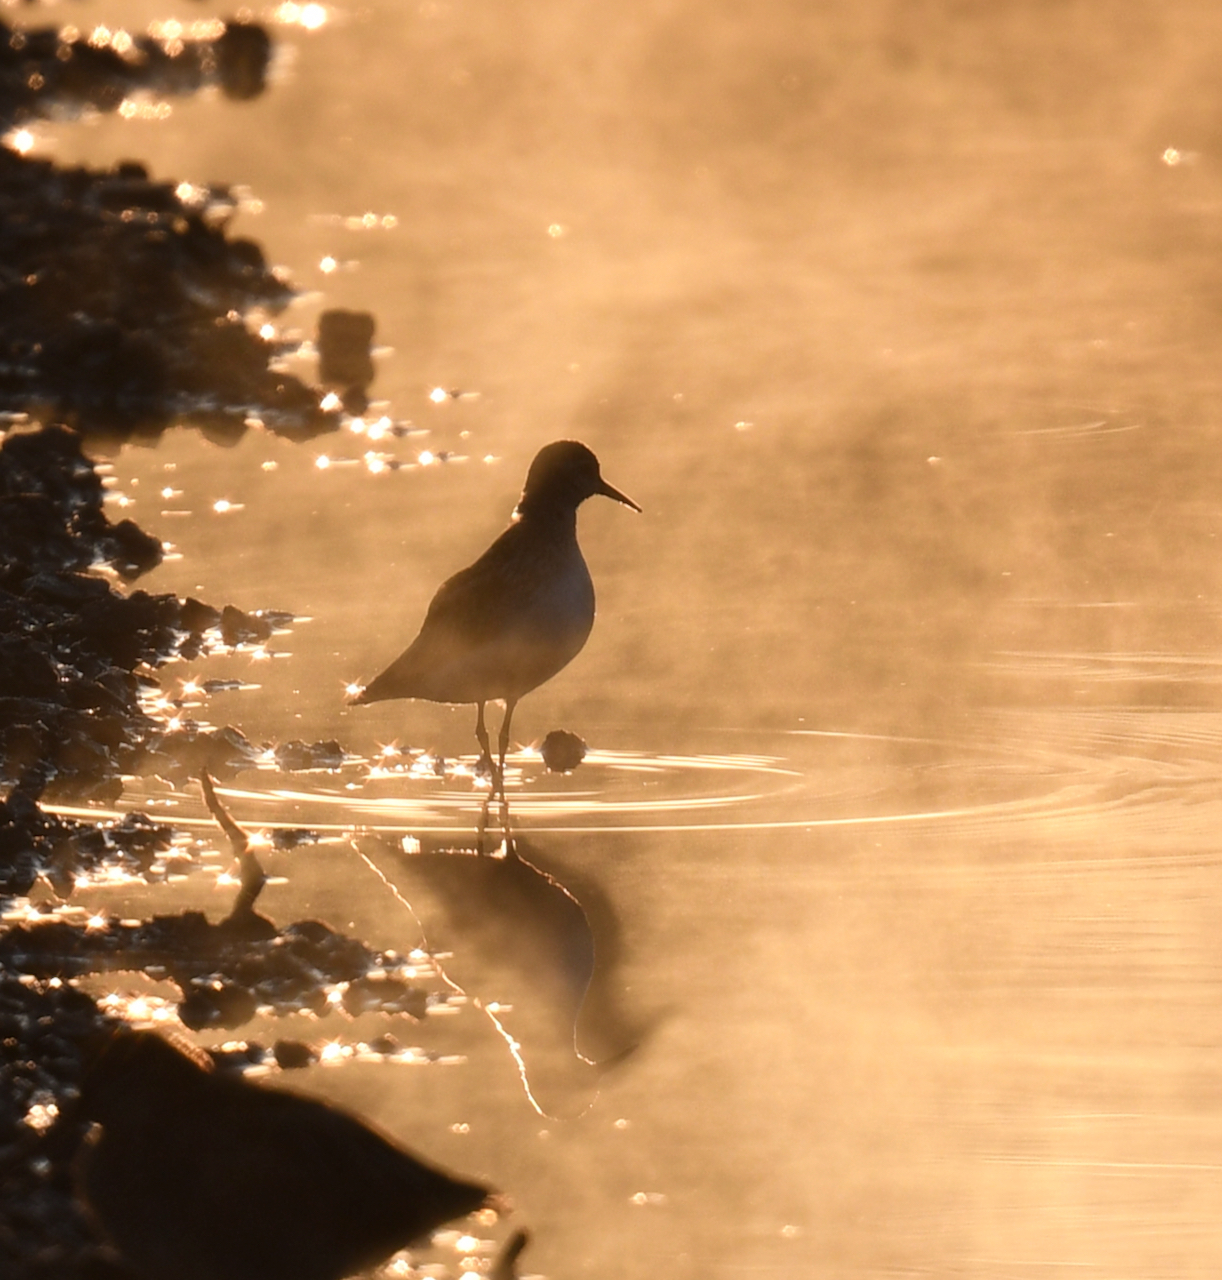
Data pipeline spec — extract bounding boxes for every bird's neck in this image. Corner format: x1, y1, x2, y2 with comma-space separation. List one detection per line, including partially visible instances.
515, 501, 579, 538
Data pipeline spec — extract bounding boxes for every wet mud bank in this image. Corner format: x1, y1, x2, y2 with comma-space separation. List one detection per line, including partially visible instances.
0, 14, 442, 1274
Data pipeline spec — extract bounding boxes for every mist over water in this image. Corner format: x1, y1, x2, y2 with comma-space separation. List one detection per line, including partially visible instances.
23, 0, 1222, 1275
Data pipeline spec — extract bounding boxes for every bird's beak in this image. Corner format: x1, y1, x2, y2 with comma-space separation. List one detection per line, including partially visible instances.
597, 477, 642, 512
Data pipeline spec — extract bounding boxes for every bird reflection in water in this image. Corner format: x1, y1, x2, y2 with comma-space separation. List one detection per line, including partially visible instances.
364, 830, 647, 1117
72, 1029, 495, 1280
350, 441, 639, 849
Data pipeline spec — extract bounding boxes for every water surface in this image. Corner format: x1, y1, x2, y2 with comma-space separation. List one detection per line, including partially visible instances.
23, 1, 1222, 1275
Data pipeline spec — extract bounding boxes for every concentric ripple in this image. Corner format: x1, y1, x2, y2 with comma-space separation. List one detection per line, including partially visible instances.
47, 710, 1222, 848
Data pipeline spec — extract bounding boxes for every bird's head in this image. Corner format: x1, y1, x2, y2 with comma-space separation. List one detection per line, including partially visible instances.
516, 440, 641, 518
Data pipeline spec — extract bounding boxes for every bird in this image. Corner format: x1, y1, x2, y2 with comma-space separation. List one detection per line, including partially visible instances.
73, 1029, 495, 1280
350, 440, 640, 793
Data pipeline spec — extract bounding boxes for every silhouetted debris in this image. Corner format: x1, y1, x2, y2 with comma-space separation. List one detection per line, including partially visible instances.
72, 1030, 494, 1280
0, 149, 339, 441
272, 738, 345, 771
492, 1230, 531, 1280
540, 728, 587, 773
0, 911, 433, 1030
0, 19, 273, 127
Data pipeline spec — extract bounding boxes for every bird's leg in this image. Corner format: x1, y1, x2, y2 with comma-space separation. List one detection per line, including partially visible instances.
474, 701, 493, 778
496, 699, 517, 854
477, 790, 491, 855
474, 701, 494, 854
499, 790, 514, 855
496, 699, 517, 798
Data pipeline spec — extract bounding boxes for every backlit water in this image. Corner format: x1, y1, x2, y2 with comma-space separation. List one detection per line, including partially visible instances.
20, 0, 1222, 1275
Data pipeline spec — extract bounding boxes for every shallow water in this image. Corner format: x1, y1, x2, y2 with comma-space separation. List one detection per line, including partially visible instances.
18, 0, 1222, 1275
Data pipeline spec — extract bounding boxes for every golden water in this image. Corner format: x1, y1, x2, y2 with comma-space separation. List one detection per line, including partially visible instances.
20, 0, 1222, 1275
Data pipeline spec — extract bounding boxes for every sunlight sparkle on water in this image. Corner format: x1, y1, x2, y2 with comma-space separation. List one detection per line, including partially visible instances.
5, 129, 35, 154
320, 392, 342, 411
23, 1099, 58, 1132
319, 256, 338, 274
275, 2, 328, 29
316, 455, 332, 470
418, 450, 435, 465
629, 1191, 667, 1207
119, 100, 173, 121
428, 387, 448, 404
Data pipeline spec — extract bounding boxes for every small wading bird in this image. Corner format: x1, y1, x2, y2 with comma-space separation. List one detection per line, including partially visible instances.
350, 441, 640, 805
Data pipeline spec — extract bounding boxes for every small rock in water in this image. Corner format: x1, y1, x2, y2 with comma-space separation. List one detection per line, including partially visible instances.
273, 1039, 319, 1070
540, 729, 587, 773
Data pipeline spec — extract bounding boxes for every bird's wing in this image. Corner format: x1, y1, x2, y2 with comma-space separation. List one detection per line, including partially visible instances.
417, 523, 540, 645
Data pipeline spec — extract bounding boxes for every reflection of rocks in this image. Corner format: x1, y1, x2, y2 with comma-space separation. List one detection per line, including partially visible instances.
0, 19, 272, 125
0, 149, 338, 442
316, 309, 376, 415
73, 1029, 495, 1280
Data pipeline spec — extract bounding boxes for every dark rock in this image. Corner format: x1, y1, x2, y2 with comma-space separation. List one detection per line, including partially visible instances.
540, 728, 587, 773
75, 1031, 492, 1280
272, 740, 345, 772
272, 1039, 318, 1070
178, 977, 260, 1031
270, 828, 321, 851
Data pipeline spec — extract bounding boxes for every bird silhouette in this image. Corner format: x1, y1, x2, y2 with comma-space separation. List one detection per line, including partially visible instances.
351, 440, 639, 795
74, 1029, 494, 1280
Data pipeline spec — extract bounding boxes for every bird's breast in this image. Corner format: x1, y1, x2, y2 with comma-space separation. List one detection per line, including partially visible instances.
521, 545, 595, 647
